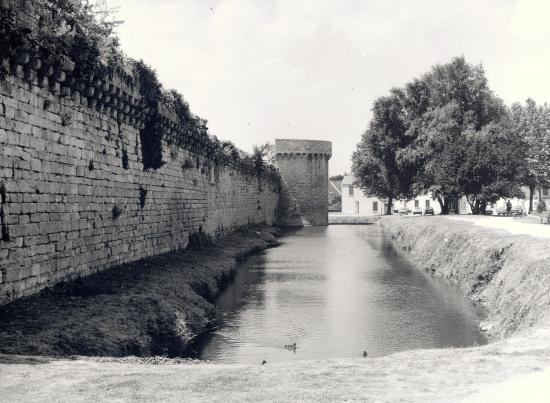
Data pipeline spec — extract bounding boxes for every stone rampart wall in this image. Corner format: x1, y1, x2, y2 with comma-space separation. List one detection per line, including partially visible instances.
0, 2, 280, 304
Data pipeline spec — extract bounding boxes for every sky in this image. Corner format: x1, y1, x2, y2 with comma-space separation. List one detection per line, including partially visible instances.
105, 0, 550, 175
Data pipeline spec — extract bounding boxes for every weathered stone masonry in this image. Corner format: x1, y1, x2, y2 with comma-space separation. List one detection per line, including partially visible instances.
0, 1, 334, 305
0, 72, 279, 305
275, 139, 332, 226
0, 0, 283, 306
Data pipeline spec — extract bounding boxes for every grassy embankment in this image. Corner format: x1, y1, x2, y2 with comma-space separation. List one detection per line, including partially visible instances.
328, 214, 382, 225
0, 226, 280, 357
380, 216, 550, 339
2, 315, 550, 402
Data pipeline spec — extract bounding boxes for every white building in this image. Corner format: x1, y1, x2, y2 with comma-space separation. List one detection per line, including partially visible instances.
341, 174, 441, 215
340, 174, 550, 216
341, 175, 387, 215
393, 195, 441, 215
459, 189, 532, 215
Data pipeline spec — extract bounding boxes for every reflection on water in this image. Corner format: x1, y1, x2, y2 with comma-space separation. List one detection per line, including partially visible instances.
198, 225, 487, 364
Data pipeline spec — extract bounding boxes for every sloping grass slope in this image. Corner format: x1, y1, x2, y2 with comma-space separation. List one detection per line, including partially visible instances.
380, 216, 550, 339
0, 227, 279, 357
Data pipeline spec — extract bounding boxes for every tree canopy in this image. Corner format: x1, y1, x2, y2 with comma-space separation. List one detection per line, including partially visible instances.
509, 99, 550, 211
352, 56, 531, 214
352, 90, 416, 214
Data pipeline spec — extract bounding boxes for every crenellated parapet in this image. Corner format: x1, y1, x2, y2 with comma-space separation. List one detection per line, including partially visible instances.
0, 0, 283, 305
273, 139, 332, 159
0, 0, 279, 180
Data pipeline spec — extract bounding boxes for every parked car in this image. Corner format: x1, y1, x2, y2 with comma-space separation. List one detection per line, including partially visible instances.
398, 208, 411, 215
412, 207, 423, 215
484, 206, 494, 215
424, 207, 435, 215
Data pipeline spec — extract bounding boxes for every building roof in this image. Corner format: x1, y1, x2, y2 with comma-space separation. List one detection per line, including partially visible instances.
342, 174, 355, 186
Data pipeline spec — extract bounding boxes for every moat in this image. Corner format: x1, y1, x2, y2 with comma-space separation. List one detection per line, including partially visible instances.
198, 225, 487, 364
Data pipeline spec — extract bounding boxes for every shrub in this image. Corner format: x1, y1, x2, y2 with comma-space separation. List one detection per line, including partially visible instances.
36, 0, 124, 78
134, 60, 164, 170
187, 227, 213, 250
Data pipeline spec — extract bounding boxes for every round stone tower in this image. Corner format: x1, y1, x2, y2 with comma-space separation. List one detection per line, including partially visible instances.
274, 139, 332, 226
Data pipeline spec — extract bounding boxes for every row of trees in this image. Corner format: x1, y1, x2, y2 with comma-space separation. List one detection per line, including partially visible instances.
352, 57, 550, 215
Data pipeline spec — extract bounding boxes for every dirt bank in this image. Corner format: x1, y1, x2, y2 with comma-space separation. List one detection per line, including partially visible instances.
0, 226, 280, 357
379, 216, 550, 339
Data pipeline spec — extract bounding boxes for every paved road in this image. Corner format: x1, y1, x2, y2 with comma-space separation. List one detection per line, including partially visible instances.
443, 215, 550, 239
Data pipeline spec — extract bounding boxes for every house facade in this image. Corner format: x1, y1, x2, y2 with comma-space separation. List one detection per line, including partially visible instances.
341, 175, 441, 215
341, 175, 387, 215
341, 174, 550, 216
393, 195, 442, 215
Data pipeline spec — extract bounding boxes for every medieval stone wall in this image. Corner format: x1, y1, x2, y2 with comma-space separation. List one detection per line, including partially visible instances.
0, 71, 279, 306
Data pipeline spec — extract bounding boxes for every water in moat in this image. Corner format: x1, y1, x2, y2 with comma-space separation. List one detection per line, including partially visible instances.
198, 225, 487, 364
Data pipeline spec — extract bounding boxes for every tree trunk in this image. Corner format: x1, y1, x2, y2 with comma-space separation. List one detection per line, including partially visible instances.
466, 195, 477, 214
479, 200, 487, 215
437, 196, 449, 215
529, 185, 535, 213
386, 196, 393, 215
474, 199, 481, 215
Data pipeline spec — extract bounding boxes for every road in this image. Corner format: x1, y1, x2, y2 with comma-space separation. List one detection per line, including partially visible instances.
443, 215, 550, 239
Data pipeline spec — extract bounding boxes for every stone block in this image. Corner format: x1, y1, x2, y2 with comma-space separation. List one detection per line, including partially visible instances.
30, 158, 41, 172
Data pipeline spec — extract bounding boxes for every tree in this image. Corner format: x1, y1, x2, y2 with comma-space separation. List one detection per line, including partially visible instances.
354, 56, 527, 215
352, 91, 416, 214
509, 99, 550, 212
402, 57, 511, 214
459, 123, 526, 214
411, 102, 466, 214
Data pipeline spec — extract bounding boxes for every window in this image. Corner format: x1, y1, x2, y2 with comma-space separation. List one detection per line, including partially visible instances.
372, 201, 378, 211
414, 199, 419, 208
544, 188, 549, 196
348, 186, 354, 196
425, 200, 430, 208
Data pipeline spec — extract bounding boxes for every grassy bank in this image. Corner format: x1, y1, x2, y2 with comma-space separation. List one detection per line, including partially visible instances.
328, 214, 381, 225
0, 226, 280, 357
379, 216, 550, 339
2, 321, 550, 402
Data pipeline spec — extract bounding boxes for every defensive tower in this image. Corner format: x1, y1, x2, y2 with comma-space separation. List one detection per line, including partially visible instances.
274, 139, 332, 226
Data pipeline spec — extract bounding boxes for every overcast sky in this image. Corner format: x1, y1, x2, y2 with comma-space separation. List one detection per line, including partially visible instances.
107, 0, 550, 175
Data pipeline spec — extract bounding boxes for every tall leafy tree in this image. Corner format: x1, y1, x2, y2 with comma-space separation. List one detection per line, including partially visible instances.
354, 56, 527, 215
459, 122, 526, 213
411, 102, 466, 213
404, 57, 511, 213
510, 99, 550, 212
352, 90, 416, 214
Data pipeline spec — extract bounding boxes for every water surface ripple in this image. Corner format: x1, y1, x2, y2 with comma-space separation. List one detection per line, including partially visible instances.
198, 225, 487, 363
